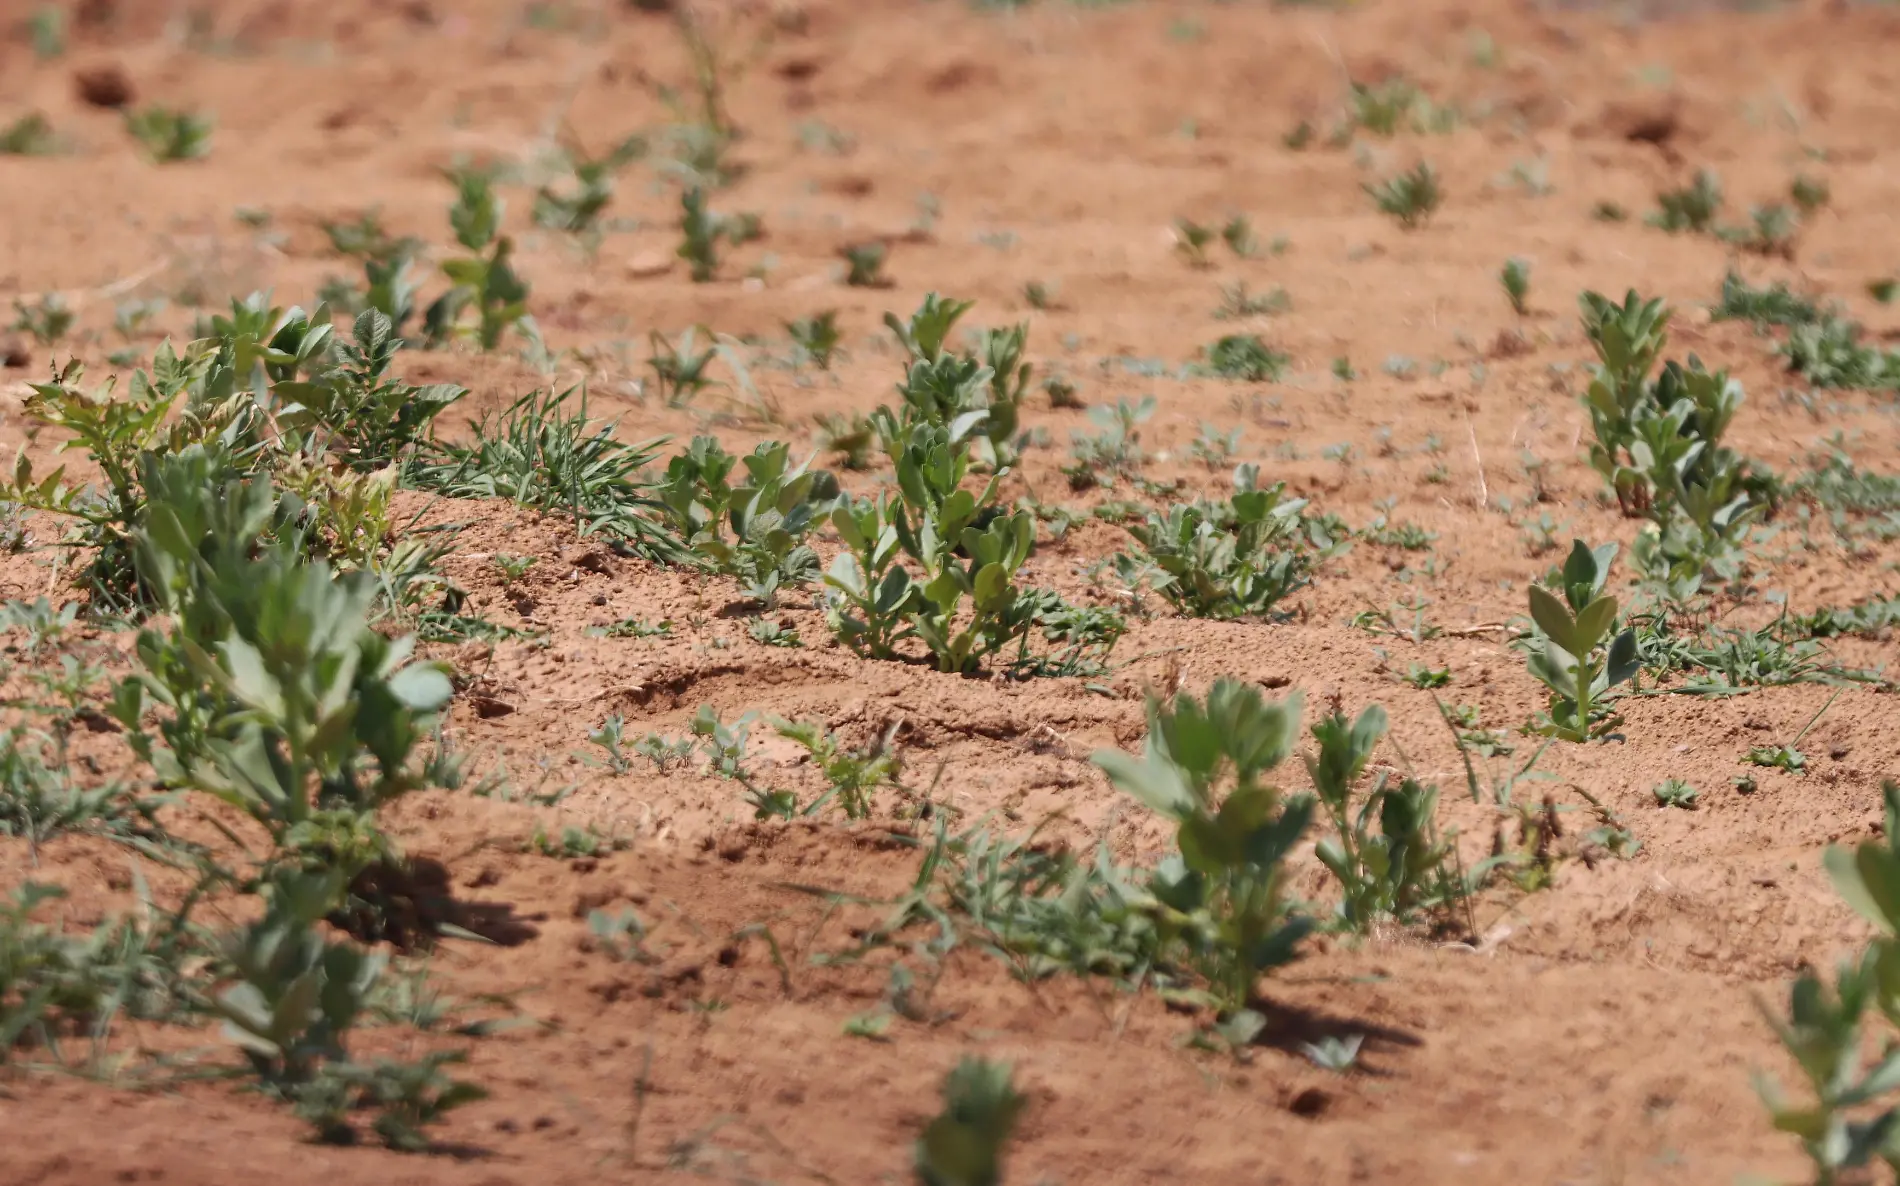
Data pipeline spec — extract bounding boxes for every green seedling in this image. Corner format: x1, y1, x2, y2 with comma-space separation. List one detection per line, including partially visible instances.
124, 106, 212, 162
586, 908, 653, 964
786, 311, 842, 370
1403, 664, 1450, 689
28, 6, 62, 58
590, 616, 672, 639
677, 186, 721, 281
1365, 163, 1441, 229
1345, 76, 1455, 136
1649, 169, 1722, 234
1022, 280, 1055, 310
1501, 257, 1531, 315
1306, 701, 1454, 930
646, 325, 719, 406
745, 617, 801, 648
1711, 271, 1822, 329
1743, 690, 1841, 775
1201, 334, 1290, 382
1733, 202, 1799, 257
1221, 214, 1260, 258
660, 437, 841, 608
12, 294, 73, 346
1523, 540, 1637, 742
633, 732, 695, 772
1214, 281, 1290, 321
405, 386, 686, 563
1790, 174, 1830, 215
1592, 200, 1629, 222
814, 411, 878, 470
1093, 679, 1314, 1030
528, 823, 625, 860
113, 460, 454, 889
0, 113, 58, 156
914, 1057, 1025, 1186
1652, 778, 1699, 809
322, 209, 422, 266
1188, 423, 1243, 469
1120, 464, 1333, 620
768, 717, 899, 820
489, 554, 535, 585
1577, 288, 1770, 596
1173, 218, 1217, 268
1757, 781, 1900, 1183
423, 170, 533, 351
1064, 396, 1152, 490
1868, 278, 1898, 305
213, 872, 486, 1148
1303, 1035, 1364, 1073
533, 132, 646, 247
585, 715, 635, 774
841, 241, 890, 287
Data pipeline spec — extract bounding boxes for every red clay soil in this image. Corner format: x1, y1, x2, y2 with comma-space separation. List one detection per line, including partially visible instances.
3, 0, 1900, 1183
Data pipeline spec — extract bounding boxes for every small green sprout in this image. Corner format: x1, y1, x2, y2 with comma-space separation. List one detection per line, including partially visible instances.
1652, 778, 1699, 810
124, 106, 213, 162
1501, 257, 1531, 316
840, 241, 890, 287
1364, 162, 1442, 230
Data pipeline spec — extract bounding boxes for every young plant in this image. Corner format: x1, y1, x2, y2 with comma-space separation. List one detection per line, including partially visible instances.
404, 387, 686, 563
212, 871, 485, 1148
1306, 701, 1454, 930
1757, 781, 1900, 1184
533, 132, 646, 248
1214, 281, 1290, 321
289, 309, 468, 469
0, 113, 59, 156
1063, 396, 1152, 490
745, 616, 800, 648
1651, 778, 1699, 809
814, 411, 877, 470
1200, 334, 1290, 382
915, 1057, 1025, 1186
1364, 163, 1441, 230
659, 437, 842, 608
1743, 690, 1841, 775
585, 715, 636, 774
1523, 540, 1637, 742
786, 311, 842, 370
1119, 465, 1332, 620
423, 170, 533, 351
1221, 214, 1260, 258
1173, 218, 1217, 268
767, 717, 900, 820
12, 294, 73, 346
1790, 173, 1830, 215
841, 241, 890, 288
114, 460, 454, 892
646, 325, 720, 406
1188, 423, 1244, 469
1649, 169, 1722, 234
124, 106, 212, 162
677, 186, 721, 282
1093, 679, 1314, 1033
1501, 257, 1531, 315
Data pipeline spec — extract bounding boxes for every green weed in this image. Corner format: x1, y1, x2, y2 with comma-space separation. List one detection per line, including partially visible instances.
1365, 163, 1441, 229
124, 107, 212, 162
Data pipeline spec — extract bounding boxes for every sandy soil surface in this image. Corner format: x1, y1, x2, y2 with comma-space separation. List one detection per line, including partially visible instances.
2, 0, 1899, 1183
